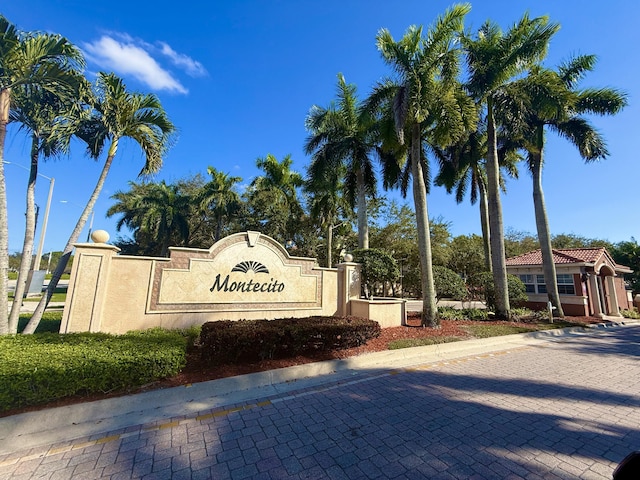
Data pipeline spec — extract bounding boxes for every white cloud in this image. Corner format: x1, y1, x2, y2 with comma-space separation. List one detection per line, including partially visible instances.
158, 42, 207, 77
83, 35, 188, 94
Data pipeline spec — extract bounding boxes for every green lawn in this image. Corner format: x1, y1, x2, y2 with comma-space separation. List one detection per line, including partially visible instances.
9, 286, 67, 303
17, 310, 63, 333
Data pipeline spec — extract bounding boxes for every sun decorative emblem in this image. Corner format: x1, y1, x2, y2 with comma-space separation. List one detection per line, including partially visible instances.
231, 260, 270, 274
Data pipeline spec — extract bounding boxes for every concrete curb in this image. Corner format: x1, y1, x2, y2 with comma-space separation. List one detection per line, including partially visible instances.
1, 320, 637, 455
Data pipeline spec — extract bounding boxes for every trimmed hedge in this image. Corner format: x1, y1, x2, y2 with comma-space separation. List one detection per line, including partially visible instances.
0, 328, 187, 412
200, 316, 381, 365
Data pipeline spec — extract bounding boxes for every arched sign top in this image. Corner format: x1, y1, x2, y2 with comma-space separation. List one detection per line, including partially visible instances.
151, 231, 321, 312
207, 231, 294, 262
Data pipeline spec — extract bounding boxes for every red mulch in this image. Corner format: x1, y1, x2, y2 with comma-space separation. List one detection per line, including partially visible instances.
1, 315, 602, 418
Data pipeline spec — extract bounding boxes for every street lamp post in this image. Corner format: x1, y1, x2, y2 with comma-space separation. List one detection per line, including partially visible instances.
3, 161, 54, 294
33, 175, 54, 271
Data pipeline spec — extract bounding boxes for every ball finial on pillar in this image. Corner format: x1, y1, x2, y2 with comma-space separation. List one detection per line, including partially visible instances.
91, 230, 110, 243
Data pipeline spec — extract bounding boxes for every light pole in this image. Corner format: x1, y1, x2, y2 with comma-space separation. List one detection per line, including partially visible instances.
3, 161, 54, 271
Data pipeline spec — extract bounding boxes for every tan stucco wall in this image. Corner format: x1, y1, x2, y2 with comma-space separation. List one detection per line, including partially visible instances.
350, 298, 406, 328
62, 232, 349, 334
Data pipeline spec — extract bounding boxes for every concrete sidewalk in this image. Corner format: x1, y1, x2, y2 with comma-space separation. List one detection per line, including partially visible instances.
1, 320, 631, 456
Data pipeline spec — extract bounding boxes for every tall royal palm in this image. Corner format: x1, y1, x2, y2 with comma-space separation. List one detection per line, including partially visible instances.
512, 55, 627, 317
371, 4, 476, 327
435, 126, 520, 272
0, 16, 85, 333
24, 72, 175, 333
247, 153, 303, 244
305, 73, 380, 249
463, 14, 559, 319
198, 166, 242, 242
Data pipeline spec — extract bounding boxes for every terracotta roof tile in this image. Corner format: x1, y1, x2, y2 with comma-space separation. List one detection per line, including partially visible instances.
505, 248, 606, 266
506, 247, 632, 273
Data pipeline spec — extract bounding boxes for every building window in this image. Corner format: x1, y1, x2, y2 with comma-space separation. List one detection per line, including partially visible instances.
519, 273, 575, 295
556, 274, 575, 295
519, 274, 535, 293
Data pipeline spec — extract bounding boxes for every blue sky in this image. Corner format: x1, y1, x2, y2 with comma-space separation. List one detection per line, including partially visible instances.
3, 0, 638, 254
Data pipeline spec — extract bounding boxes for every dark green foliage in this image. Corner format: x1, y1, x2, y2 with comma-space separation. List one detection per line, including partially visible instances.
200, 316, 381, 365
447, 234, 486, 279
611, 239, 640, 295
469, 272, 528, 311
438, 306, 488, 321
352, 248, 399, 298
0, 329, 187, 412
433, 266, 468, 301
17, 311, 62, 333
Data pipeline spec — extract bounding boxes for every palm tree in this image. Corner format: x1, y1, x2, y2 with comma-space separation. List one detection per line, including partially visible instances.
510, 55, 627, 317
304, 73, 380, 249
107, 180, 191, 256
24, 72, 175, 333
0, 16, 85, 334
434, 126, 520, 272
462, 14, 559, 319
198, 166, 242, 242
7, 80, 86, 332
370, 3, 476, 327
304, 163, 351, 267
246, 153, 303, 244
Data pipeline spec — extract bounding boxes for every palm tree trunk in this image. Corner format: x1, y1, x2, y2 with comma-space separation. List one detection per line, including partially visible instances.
410, 125, 438, 327
356, 169, 368, 249
8, 135, 39, 332
531, 144, 564, 318
478, 177, 492, 272
486, 101, 510, 318
327, 222, 333, 268
0, 88, 11, 334
23, 149, 116, 334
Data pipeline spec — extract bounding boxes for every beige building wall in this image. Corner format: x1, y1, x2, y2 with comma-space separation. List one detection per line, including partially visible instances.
62, 231, 381, 335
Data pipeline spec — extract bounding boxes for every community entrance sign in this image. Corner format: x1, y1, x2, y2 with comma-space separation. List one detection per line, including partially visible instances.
149, 231, 322, 312
61, 230, 404, 334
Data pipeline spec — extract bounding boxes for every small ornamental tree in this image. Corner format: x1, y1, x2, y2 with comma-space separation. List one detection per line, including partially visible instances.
433, 266, 468, 303
352, 248, 399, 299
470, 272, 528, 312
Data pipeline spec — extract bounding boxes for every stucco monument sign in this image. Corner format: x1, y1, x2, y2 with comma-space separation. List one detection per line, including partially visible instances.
150, 231, 322, 312
61, 231, 405, 334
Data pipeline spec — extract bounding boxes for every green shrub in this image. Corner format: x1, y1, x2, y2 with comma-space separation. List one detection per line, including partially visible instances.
459, 308, 489, 321
352, 248, 399, 298
433, 266, 468, 301
438, 306, 465, 320
0, 328, 187, 412
200, 316, 381, 365
621, 309, 640, 319
469, 272, 528, 310
437, 306, 488, 321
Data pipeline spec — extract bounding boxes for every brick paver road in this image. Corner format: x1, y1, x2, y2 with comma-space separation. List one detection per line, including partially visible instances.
2, 325, 639, 479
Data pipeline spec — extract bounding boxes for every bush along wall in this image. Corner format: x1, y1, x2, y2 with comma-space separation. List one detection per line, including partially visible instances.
200, 316, 381, 365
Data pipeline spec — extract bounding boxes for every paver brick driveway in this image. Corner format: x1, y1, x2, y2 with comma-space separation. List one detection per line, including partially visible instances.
2, 324, 639, 479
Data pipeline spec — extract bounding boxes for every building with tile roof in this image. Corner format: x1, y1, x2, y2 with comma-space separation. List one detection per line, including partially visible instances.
505, 248, 633, 317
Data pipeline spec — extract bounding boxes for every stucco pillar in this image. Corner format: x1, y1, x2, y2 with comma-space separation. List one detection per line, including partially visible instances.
588, 274, 604, 318
60, 236, 120, 333
337, 260, 361, 317
605, 276, 621, 316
